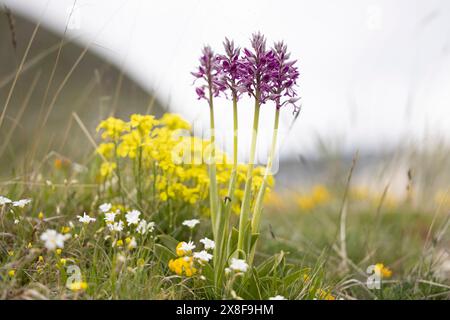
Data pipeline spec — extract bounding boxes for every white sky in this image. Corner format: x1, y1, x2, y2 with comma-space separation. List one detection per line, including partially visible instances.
3, 0, 450, 161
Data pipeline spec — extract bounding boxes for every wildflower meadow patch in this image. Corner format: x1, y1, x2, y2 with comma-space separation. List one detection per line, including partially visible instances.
1, 30, 450, 305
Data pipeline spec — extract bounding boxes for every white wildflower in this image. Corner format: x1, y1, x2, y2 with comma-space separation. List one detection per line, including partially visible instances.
12, 199, 31, 208
104, 212, 116, 223
199, 237, 215, 250
194, 250, 213, 263
180, 241, 196, 253
136, 220, 155, 234
99, 203, 112, 213
0, 196, 12, 205
182, 219, 200, 229
229, 258, 249, 273
125, 210, 141, 226
77, 212, 96, 224
107, 220, 124, 232
40, 229, 70, 251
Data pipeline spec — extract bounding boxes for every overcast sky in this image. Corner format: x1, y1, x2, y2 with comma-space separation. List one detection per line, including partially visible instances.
3, 0, 450, 160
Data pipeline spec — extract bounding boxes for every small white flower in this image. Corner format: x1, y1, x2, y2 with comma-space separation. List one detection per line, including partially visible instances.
12, 199, 31, 208
180, 241, 196, 253
229, 258, 249, 273
136, 220, 155, 234
0, 196, 12, 205
125, 210, 141, 226
14, 219, 20, 224
107, 220, 124, 232
269, 295, 287, 300
199, 237, 215, 250
99, 203, 112, 213
40, 229, 70, 251
194, 250, 213, 262
182, 219, 200, 229
104, 212, 116, 223
77, 212, 96, 224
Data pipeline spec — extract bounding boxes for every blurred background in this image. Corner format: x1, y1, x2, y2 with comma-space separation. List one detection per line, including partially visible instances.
1, 0, 450, 203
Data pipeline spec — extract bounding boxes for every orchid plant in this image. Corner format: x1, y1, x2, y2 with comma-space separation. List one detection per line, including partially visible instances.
192, 32, 300, 288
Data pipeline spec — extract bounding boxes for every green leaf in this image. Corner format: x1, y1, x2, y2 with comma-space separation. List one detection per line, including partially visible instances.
256, 251, 285, 277
157, 234, 179, 251
153, 243, 176, 265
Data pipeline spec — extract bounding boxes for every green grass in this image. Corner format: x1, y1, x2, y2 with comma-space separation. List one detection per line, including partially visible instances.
1, 155, 450, 300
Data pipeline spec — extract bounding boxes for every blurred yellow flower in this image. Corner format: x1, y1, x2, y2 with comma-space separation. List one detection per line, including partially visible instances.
374, 263, 392, 278
311, 185, 331, 204
100, 162, 117, 177
68, 281, 88, 292
297, 195, 315, 211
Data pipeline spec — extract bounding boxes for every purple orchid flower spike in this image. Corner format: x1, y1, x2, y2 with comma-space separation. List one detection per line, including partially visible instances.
191, 46, 226, 102
270, 41, 300, 113
240, 32, 278, 104
216, 38, 246, 100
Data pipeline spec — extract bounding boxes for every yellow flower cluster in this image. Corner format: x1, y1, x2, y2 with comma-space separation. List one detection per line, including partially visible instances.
297, 185, 331, 211
168, 242, 198, 277
96, 113, 274, 215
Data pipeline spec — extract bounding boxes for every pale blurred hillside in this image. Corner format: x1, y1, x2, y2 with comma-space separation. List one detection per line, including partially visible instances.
0, 10, 163, 175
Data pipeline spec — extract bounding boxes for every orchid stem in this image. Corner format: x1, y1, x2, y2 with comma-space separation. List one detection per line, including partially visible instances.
208, 87, 219, 239
237, 94, 260, 256
249, 107, 280, 265
251, 107, 279, 233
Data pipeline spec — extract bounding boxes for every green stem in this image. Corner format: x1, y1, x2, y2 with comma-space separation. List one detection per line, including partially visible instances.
214, 94, 239, 288
208, 87, 219, 239
113, 141, 125, 205
249, 108, 280, 265
251, 107, 280, 233
237, 95, 260, 256
137, 145, 143, 208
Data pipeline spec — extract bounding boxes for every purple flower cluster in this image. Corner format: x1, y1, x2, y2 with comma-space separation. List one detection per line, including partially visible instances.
269, 41, 300, 110
191, 46, 225, 103
192, 32, 300, 110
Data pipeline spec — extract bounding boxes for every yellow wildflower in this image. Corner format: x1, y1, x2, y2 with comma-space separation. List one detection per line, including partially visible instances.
68, 281, 88, 292
96, 117, 128, 141
374, 263, 392, 278
297, 195, 315, 211
8, 269, 15, 277
61, 226, 71, 234
115, 239, 124, 247
100, 161, 117, 177
316, 289, 335, 300
311, 185, 331, 204
168, 257, 197, 277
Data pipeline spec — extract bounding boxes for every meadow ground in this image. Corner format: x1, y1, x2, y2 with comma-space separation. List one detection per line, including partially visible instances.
1, 125, 450, 300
